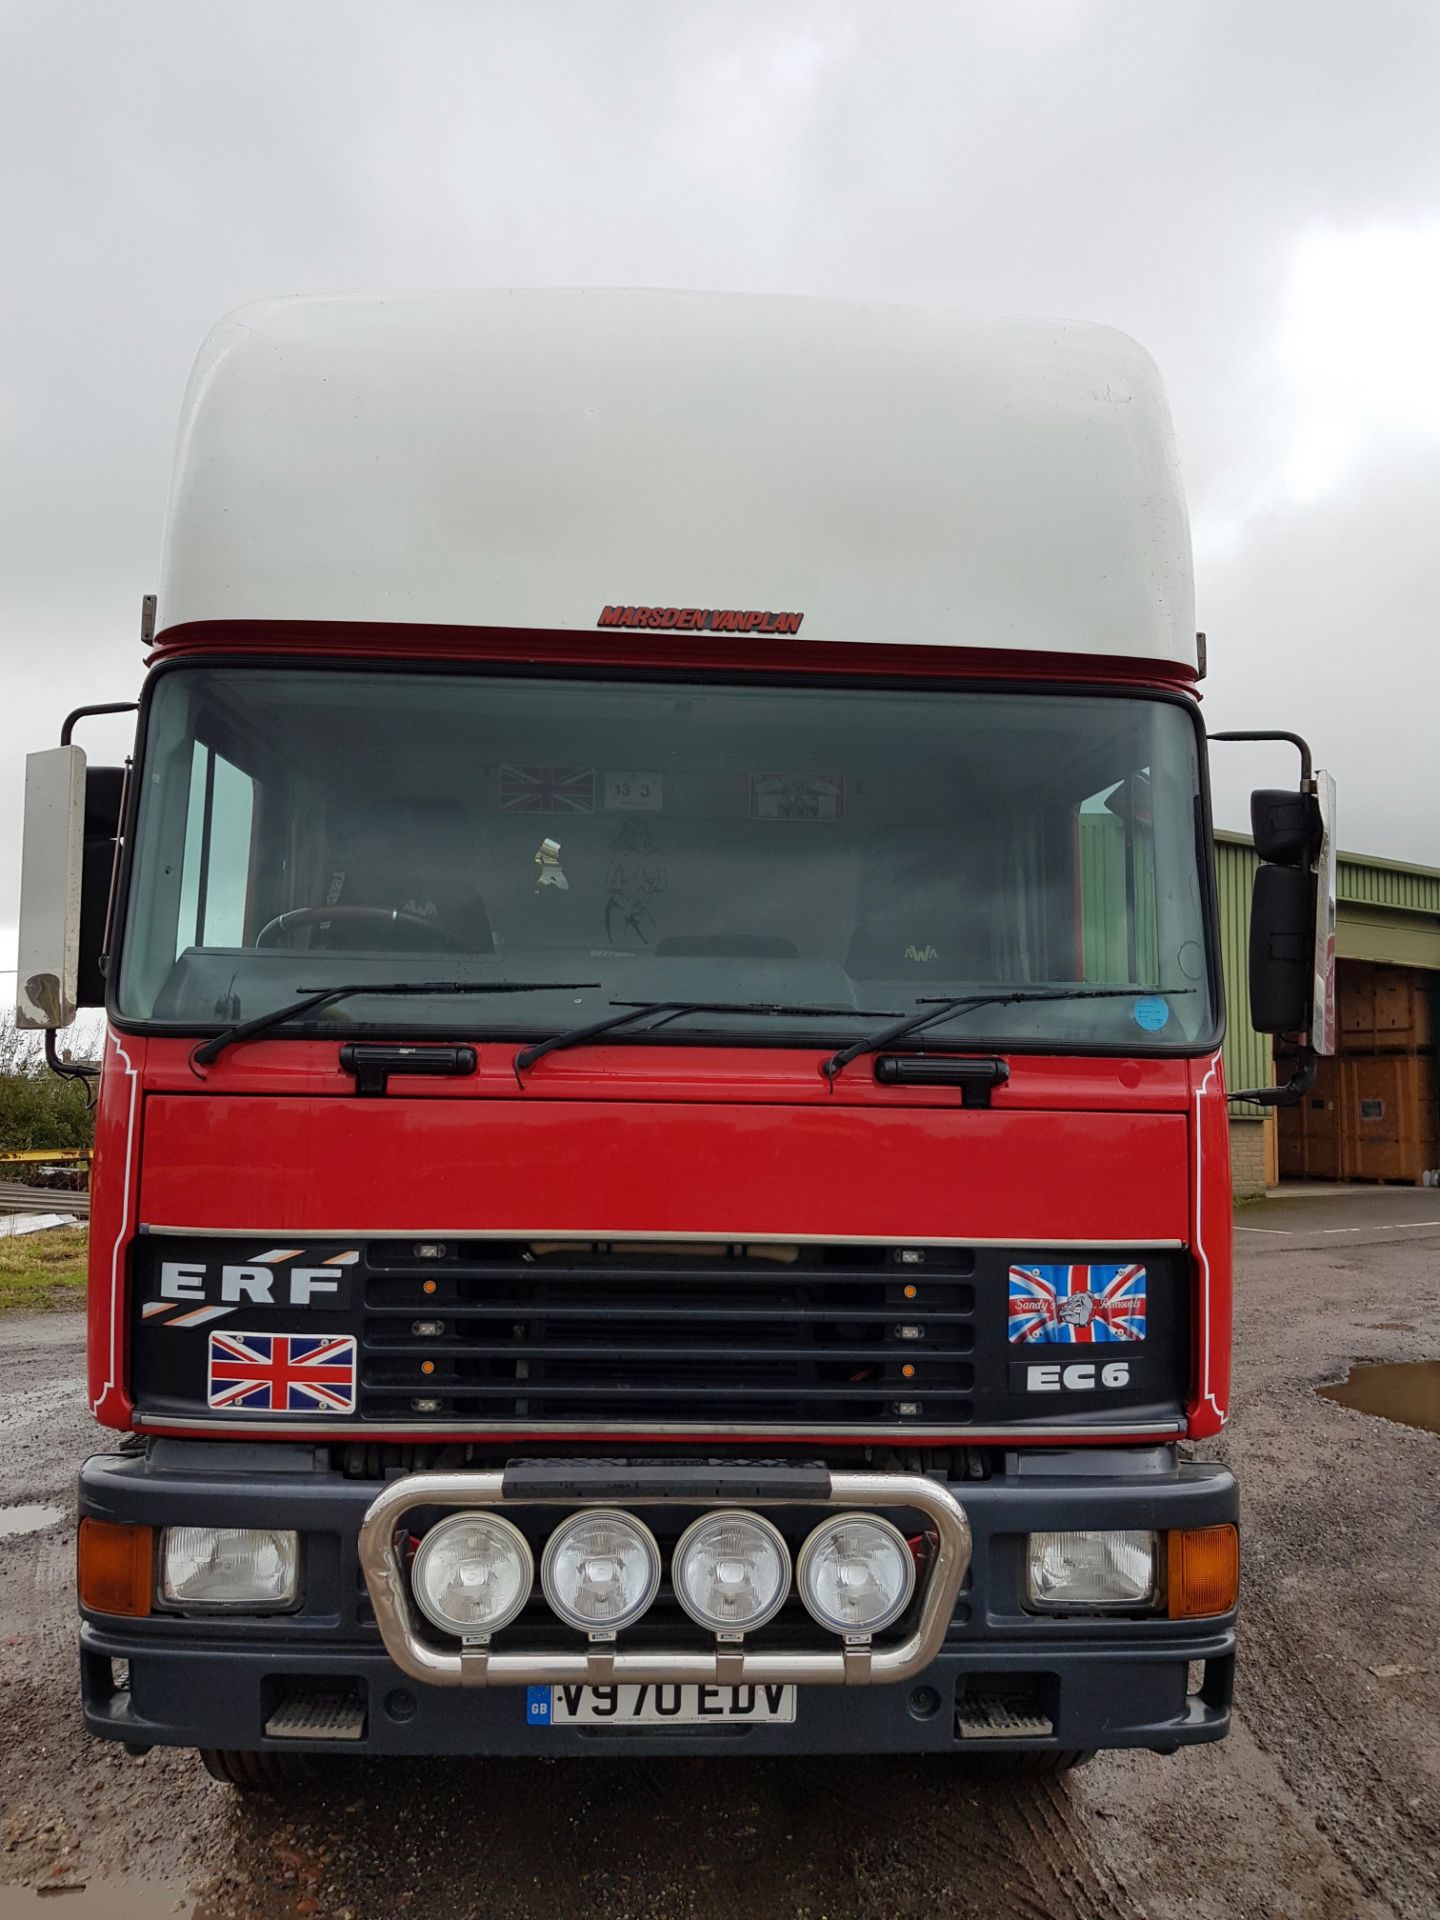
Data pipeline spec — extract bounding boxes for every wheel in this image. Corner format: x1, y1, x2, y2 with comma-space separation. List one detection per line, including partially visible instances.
199, 1748, 314, 1792
972, 1748, 1095, 1778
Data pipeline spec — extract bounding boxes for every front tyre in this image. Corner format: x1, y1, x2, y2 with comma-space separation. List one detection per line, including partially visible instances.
968, 1749, 1095, 1778
199, 1748, 313, 1793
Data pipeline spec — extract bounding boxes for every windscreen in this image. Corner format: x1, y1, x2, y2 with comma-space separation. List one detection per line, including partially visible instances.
116, 667, 1218, 1052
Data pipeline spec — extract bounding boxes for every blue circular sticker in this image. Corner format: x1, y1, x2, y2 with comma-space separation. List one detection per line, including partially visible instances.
1132, 995, 1170, 1032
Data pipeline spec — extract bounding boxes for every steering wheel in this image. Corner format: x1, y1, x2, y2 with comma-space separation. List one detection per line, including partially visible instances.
254, 905, 466, 951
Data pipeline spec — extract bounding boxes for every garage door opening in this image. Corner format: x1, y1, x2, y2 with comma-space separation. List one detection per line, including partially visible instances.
1278, 961, 1439, 1185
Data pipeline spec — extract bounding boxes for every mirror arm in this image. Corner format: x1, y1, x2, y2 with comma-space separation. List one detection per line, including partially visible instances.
1227, 1045, 1317, 1109
44, 1029, 100, 1084
1208, 729, 1313, 785
60, 701, 138, 747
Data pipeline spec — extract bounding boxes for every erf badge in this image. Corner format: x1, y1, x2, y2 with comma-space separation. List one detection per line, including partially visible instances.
534, 838, 568, 891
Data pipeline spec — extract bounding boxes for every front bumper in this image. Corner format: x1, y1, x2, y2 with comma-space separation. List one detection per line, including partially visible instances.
79, 1443, 1236, 1759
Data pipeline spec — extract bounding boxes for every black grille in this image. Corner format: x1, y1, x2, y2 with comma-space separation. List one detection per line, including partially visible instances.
360, 1240, 976, 1428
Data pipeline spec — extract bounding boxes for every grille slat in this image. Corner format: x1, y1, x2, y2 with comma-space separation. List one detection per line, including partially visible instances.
360, 1381, 972, 1403
359, 1240, 974, 1428
362, 1303, 973, 1324
363, 1342, 950, 1362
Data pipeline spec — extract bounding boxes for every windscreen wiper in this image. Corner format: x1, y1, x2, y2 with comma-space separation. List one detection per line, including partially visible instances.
190, 980, 599, 1071
821, 986, 1195, 1081
514, 1000, 901, 1081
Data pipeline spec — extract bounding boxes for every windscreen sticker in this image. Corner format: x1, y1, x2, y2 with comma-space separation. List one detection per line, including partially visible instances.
749, 773, 844, 822
207, 1332, 357, 1414
1132, 995, 1170, 1032
601, 819, 668, 946
1007, 1264, 1147, 1344
499, 765, 595, 814
604, 771, 663, 812
605, 862, 666, 945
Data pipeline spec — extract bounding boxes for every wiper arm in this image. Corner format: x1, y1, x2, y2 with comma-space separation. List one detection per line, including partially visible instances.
514, 1000, 900, 1080
190, 980, 599, 1071
822, 986, 1194, 1081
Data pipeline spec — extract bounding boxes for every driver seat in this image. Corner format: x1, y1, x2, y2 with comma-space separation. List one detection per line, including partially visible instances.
318, 797, 494, 952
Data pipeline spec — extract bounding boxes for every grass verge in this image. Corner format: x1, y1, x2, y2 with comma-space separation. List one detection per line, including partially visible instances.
0, 1224, 88, 1311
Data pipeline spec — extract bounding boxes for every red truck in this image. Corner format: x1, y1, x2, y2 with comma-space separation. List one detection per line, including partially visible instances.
16, 291, 1335, 1786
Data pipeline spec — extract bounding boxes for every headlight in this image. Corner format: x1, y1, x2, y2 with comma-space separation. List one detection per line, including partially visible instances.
672, 1511, 791, 1633
411, 1514, 533, 1635
1026, 1529, 1156, 1608
796, 1514, 915, 1635
541, 1509, 661, 1632
160, 1526, 299, 1610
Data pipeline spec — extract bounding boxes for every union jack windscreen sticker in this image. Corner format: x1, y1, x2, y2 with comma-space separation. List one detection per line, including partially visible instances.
1007, 1264, 1147, 1344
498, 765, 595, 814
207, 1332, 358, 1413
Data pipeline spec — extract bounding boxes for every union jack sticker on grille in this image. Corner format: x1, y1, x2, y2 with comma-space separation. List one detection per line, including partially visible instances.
1007, 1264, 1147, 1344
498, 765, 595, 814
207, 1331, 358, 1413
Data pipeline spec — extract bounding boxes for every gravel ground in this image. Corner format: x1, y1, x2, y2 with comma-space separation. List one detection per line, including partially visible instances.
0, 1190, 1436, 1920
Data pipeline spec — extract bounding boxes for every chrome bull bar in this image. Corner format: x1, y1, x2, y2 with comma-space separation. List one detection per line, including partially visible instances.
358, 1468, 972, 1689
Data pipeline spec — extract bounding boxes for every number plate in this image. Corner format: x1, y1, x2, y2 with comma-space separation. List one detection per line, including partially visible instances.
527, 1683, 797, 1726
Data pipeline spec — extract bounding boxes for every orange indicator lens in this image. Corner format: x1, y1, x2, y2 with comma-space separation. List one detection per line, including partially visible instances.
78, 1518, 154, 1617
1167, 1524, 1239, 1618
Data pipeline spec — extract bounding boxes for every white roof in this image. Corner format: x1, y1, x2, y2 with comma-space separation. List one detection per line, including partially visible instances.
157, 290, 1196, 669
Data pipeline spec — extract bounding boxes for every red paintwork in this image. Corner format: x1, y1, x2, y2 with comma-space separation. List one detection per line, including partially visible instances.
88, 1027, 145, 1428
148, 619, 1202, 696
89, 1028, 1232, 1441
1187, 1051, 1233, 1436
162, 1039, 1193, 1110
138, 1090, 1188, 1240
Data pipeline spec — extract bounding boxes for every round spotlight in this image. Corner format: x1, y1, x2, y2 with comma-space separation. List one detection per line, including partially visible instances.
411, 1513, 533, 1636
796, 1513, 916, 1635
672, 1511, 791, 1633
541, 1509, 661, 1633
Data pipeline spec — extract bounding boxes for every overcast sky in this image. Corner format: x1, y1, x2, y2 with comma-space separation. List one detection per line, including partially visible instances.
3, 0, 1439, 984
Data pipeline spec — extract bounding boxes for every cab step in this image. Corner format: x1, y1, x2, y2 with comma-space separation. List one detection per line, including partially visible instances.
955, 1689, 1054, 1740
264, 1689, 366, 1742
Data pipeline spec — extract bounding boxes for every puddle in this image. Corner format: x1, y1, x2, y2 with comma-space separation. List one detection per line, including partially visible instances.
1318, 1360, 1440, 1436
0, 1504, 65, 1540
0, 1885, 204, 1917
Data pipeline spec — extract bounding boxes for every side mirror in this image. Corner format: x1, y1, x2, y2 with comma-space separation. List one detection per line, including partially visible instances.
1250, 789, 1320, 867
78, 766, 126, 1007
1248, 863, 1312, 1031
16, 747, 125, 1029
1210, 730, 1336, 1105
1245, 770, 1337, 1054
16, 747, 86, 1028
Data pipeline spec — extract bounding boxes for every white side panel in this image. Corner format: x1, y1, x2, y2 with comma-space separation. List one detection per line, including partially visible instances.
156, 292, 1196, 668
16, 745, 86, 1030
